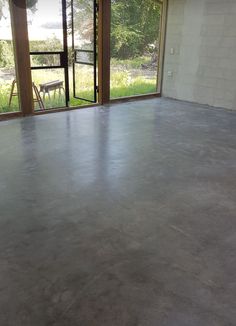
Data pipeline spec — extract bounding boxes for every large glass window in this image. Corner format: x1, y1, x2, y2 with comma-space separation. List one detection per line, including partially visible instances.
27, 0, 64, 53
0, 0, 19, 113
110, 0, 162, 99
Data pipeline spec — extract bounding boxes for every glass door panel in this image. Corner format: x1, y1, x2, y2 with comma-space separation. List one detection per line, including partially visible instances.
27, 0, 69, 110
71, 0, 97, 103
110, 0, 163, 99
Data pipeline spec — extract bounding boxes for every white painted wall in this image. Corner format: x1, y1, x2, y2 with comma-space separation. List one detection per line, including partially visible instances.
162, 0, 236, 110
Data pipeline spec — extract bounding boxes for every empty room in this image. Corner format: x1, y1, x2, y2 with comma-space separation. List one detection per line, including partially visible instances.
0, 0, 235, 325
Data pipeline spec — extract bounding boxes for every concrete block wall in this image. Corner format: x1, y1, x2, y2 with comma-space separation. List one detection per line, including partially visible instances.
162, 0, 236, 110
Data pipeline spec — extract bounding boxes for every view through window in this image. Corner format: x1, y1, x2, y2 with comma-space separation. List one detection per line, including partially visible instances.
110, 0, 162, 99
27, 0, 97, 110
0, 0, 163, 114
0, 0, 19, 113
27, 0, 66, 110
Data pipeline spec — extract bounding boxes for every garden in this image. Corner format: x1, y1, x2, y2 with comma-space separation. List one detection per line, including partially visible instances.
0, 0, 161, 113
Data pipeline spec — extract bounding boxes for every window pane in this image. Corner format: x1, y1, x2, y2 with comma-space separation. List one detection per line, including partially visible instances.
27, 1, 65, 110
110, 0, 162, 99
72, 0, 95, 51
31, 69, 66, 110
0, 1, 19, 113
74, 64, 95, 102
30, 54, 61, 68
27, 0, 64, 52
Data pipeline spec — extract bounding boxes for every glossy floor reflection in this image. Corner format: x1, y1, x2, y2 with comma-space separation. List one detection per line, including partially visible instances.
0, 98, 236, 326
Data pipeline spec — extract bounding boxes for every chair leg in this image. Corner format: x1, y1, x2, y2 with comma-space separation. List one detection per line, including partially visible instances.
59, 86, 65, 97
9, 80, 16, 107
33, 83, 45, 110
37, 87, 45, 110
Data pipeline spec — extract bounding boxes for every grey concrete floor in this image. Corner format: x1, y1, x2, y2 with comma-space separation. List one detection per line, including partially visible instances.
0, 98, 236, 326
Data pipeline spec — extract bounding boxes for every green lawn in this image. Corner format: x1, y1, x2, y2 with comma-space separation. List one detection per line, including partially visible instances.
110, 56, 152, 69
111, 82, 156, 98
0, 83, 19, 113
0, 57, 157, 113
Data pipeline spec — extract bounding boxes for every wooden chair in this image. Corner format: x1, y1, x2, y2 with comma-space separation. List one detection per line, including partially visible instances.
9, 79, 45, 110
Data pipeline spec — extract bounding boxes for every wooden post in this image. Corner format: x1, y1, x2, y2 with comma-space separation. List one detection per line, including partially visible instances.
98, 0, 111, 105
158, 0, 168, 95
9, 0, 34, 115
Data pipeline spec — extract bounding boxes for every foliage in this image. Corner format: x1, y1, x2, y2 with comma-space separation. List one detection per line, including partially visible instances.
26, 0, 38, 9
0, 82, 19, 113
0, 0, 37, 19
0, 58, 157, 112
30, 37, 63, 66
0, 1, 3, 19
0, 40, 14, 68
69, 0, 161, 59
111, 57, 151, 69
0, 0, 160, 112
110, 68, 157, 98
0, 0, 161, 66
68, 0, 94, 49
110, 81, 156, 99
30, 37, 62, 54
111, 0, 161, 59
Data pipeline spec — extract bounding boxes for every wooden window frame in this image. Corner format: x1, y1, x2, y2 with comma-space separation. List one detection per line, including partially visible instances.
9, 0, 34, 116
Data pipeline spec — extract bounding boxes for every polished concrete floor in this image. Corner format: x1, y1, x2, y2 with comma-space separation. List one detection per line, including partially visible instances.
0, 98, 236, 326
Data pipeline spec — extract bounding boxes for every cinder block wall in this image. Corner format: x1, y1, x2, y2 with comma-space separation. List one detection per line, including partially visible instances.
162, 0, 236, 110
